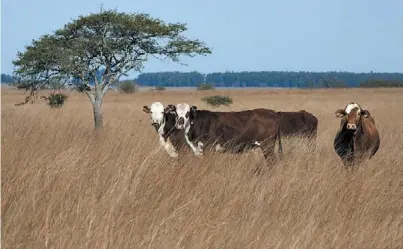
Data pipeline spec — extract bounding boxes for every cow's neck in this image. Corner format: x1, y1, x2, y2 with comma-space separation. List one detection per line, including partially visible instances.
187, 111, 218, 143
157, 119, 166, 136
185, 123, 196, 141
163, 124, 177, 139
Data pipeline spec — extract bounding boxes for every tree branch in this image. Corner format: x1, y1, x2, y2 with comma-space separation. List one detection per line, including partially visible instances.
101, 83, 110, 96
84, 90, 95, 104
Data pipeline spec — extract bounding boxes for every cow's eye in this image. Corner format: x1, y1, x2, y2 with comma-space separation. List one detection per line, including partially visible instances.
185, 113, 189, 118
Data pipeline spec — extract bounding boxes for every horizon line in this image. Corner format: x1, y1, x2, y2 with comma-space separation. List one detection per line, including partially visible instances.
3, 70, 403, 77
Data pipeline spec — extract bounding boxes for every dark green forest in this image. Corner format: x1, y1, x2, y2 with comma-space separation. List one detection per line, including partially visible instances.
3, 71, 403, 88
1, 74, 15, 83
135, 71, 403, 88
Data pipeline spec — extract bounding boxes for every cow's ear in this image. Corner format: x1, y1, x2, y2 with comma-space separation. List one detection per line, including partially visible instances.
361, 110, 370, 118
143, 106, 151, 113
335, 109, 346, 118
190, 105, 197, 120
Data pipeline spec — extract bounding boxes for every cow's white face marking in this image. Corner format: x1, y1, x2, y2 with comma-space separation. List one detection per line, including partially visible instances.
345, 102, 361, 115
148, 102, 165, 127
343, 102, 364, 132
176, 103, 191, 130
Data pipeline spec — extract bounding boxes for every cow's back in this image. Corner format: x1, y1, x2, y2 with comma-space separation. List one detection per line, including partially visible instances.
279, 112, 305, 135
278, 110, 317, 137
217, 108, 280, 142
300, 110, 318, 138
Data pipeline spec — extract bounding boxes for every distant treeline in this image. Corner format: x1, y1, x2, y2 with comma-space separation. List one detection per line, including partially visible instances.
1, 74, 15, 83
3, 71, 403, 88
136, 71, 403, 88
2, 70, 105, 87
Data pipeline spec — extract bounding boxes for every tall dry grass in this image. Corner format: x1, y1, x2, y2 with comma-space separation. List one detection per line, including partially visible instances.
2, 88, 403, 249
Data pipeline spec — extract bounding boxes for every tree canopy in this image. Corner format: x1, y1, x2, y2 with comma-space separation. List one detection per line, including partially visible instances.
13, 8, 211, 94
12, 8, 211, 128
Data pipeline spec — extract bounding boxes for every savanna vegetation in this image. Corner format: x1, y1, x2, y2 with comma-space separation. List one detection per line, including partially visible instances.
2, 88, 403, 249
2, 6, 403, 249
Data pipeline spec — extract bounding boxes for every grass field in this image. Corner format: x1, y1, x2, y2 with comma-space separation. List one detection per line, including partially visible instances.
2, 87, 403, 249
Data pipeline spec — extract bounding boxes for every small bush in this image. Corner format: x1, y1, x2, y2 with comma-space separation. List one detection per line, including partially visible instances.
118, 80, 138, 93
155, 86, 166, 91
197, 83, 214, 91
41, 93, 68, 108
202, 95, 233, 107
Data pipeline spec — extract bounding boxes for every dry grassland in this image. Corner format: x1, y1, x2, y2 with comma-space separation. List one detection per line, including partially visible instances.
2, 88, 403, 249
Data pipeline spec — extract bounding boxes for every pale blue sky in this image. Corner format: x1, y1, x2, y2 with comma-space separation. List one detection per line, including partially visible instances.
2, 0, 402, 78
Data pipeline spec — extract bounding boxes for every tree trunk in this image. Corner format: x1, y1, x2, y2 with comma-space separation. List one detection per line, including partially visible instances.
92, 88, 104, 130
93, 99, 103, 129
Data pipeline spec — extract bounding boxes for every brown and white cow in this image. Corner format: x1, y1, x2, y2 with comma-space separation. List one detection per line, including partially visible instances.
173, 103, 283, 168
333, 102, 380, 169
277, 110, 318, 147
142, 102, 187, 158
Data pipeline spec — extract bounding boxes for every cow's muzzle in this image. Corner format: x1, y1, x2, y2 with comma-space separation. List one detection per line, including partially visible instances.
346, 123, 358, 136
176, 117, 185, 129
151, 122, 160, 129
346, 123, 357, 130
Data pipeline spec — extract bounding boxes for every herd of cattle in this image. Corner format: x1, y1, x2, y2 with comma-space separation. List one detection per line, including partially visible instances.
142, 101, 380, 172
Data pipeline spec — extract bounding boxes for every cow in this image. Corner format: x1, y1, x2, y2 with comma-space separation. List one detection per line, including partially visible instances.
142, 102, 187, 158
333, 102, 380, 169
172, 103, 283, 171
277, 110, 318, 147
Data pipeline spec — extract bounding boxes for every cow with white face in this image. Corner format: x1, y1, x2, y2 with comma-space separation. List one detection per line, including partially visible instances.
143, 102, 183, 158
175, 103, 202, 155
333, 101, 380, 169
175, 103, 191, 130
144, 102, 165, 131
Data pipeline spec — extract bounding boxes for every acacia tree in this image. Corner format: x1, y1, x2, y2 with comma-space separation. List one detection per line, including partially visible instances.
13, 8, 211, 129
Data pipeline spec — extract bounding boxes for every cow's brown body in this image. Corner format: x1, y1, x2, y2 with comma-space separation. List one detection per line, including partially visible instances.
277, 110, 318, 143
333, 102, 380, 169
185, 108, 283, 165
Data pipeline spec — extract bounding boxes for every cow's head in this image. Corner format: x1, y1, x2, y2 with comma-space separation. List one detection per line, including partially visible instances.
334, 102, 370, 133
143, 102, 165, 129
175, 103, 197, 130
143, 102, 177, 131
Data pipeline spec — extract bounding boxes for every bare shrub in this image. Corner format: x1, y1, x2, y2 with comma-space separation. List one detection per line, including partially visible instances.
118, 80, 138, 93
202, 95, 233, 107
197, 83, 215, 90
40, 93, 68, 108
